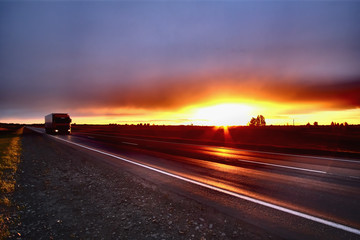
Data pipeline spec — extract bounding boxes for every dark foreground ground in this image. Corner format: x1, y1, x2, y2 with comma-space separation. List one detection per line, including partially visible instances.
5, 128, 276, 239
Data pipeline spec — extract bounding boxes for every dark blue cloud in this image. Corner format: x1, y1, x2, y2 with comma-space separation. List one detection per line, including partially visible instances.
0, 1, 359, 120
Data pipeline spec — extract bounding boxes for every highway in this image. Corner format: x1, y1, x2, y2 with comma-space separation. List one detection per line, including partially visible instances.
29, 127, 360, 239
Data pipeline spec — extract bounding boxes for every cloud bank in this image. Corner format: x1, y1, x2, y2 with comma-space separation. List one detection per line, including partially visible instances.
1, 1, 359, 121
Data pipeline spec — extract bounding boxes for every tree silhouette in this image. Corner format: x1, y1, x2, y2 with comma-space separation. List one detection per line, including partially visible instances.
249, 117, 257, 126
249, 115, 266, 126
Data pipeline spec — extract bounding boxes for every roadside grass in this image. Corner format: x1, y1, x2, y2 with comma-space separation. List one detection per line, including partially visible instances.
0, 127, 23, 239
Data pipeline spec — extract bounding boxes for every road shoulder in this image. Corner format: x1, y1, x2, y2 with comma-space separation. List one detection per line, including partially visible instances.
9, 128, 276, 239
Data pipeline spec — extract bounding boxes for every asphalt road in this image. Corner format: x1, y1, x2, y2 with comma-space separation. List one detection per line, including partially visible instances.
28, 127, 360, 239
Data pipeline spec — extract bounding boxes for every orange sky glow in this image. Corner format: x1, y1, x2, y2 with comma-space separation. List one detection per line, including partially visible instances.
3, 97, 358, 126
72, 103, 359, 126
2, 74, 360, 126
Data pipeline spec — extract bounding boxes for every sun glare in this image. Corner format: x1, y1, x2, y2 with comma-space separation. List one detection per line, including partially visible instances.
192, 103, 254, 126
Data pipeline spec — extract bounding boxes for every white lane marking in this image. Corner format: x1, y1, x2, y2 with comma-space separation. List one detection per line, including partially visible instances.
242, 148, 360, 164
37, 131, 360, 236
237, 158, 327, 174
122, 141, 138, 146
350, 176, 360, 180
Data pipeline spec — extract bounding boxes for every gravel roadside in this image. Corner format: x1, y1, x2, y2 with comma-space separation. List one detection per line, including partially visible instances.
8, 128, 276, 239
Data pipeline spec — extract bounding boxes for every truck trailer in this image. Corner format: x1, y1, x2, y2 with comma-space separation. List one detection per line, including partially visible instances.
45, 113, 72, 134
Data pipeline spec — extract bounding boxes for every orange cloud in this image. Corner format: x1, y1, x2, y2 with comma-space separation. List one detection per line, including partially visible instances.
85, 75, 360, 113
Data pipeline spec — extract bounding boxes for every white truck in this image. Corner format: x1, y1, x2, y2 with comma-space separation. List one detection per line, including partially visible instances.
45, 113, 71, 134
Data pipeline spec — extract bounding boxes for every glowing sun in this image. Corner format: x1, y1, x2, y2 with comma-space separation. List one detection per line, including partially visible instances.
193, 103, 254, 126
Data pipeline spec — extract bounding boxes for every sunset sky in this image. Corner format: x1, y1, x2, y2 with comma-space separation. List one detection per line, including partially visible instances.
1, 1, 359, 126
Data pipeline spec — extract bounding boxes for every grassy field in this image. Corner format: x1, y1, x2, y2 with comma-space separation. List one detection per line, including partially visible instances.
0, 126, 23, 239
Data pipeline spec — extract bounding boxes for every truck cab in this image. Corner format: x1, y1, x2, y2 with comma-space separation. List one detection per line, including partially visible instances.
45, 113, 72, 134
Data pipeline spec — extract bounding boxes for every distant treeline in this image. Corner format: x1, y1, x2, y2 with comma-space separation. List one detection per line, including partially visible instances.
1, 122, 359, 129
